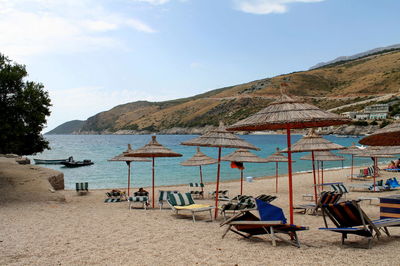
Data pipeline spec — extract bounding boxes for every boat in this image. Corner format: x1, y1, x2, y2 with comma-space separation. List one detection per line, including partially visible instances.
34, 157, 73, 164
61, 159, 94, 168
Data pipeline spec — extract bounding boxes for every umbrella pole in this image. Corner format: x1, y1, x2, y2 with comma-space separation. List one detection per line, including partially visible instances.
321, 161, 324, 190
240, 169, 243, 195
351, 154, 354, 182
127, 161, 131, 197
152, 157, 155, 208
374, 157, 377, 192
199, 165, 204, 198
286, 126, 294, 225
311, 151, 318, 205
316, 160, 320, 188
276, 162, 278, 193
214, 147, 222, 219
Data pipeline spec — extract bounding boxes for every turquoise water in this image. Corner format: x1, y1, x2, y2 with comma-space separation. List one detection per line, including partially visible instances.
32, 134, 380, 190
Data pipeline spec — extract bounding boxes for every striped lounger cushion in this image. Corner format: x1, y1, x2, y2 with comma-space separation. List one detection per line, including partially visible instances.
331, 184, 348, 194
189, 183, 204, 188
104, 198, 121, 203
128, 196, 149, 202
168, 192, 195, 206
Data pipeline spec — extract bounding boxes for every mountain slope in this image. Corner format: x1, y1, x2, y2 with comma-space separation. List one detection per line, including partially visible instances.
48, 48, 400, 134
46, 120, 85, 134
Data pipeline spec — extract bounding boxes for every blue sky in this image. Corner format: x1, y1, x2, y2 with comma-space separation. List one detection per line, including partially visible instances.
1, 0, 399, 131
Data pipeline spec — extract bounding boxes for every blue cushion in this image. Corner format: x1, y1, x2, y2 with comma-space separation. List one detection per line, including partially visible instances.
256, 199, 287, 224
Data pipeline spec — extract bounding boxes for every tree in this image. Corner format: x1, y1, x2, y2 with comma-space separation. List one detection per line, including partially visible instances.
0, 53, 51, 155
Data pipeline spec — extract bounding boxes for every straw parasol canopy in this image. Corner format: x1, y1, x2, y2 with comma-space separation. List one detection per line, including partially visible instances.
282, 129, 344, 204
181, 122, 259, 218
338, 143, 363, 181
180, 147, 217, 197
221, 149, 268, 163
221, 149, 268, 195
281, 129, 345, 153
227, 94, 350, 225
108, 144, 150, 196
359, 122, 400, 146
265, 148, 292, 193
300, 151, 345, 161
355, 146, 395, 191
180, 147, 218, 166
227, 95, 351, 131
126, 136, 182, 208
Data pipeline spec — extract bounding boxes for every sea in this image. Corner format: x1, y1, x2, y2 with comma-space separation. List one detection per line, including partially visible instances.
31, 134, 383, 190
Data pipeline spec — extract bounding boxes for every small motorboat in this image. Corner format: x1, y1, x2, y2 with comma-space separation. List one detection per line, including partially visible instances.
61, 159, 94, 168
34, 156, 73, 164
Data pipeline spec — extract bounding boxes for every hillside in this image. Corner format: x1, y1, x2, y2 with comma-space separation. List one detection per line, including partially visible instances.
48, 48, 400, 134
46, 120, 85, 135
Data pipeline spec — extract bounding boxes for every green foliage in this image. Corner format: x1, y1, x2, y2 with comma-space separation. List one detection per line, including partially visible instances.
0, 53, 51, 155
122, 123, 139, 131
142, 124, 157, 132
369, 120, 378, 125
380, 119, 391, 128
352, 121, 368, 126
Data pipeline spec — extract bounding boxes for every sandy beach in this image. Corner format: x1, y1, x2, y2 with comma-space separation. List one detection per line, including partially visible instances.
1, 158, 400, 265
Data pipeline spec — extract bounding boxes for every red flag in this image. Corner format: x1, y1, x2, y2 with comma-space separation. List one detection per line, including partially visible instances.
231, 161, 244, 170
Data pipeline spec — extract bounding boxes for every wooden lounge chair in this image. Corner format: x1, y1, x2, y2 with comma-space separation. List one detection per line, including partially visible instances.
188, 183, 204, 199
319, 200, 400, 248
75, 182, 89, 195
220, 199, 309, 248
128, 191, 149, 210
294, 191, 342, 215
158, 190, 179, 209
167, 192, 215, 222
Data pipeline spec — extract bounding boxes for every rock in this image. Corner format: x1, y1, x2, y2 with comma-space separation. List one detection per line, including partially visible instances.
16, 157, 30, 165
48, 172, 64, 190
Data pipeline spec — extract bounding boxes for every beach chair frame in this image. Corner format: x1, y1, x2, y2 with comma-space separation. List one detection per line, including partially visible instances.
294, 191, 342, 215
220, 205, 308, 248
320, 200, 400, 248
167, 192, 215, 222
75, 182, 89, 195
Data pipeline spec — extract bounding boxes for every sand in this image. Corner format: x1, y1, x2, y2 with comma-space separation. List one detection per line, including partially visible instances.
1, 160, 400, 265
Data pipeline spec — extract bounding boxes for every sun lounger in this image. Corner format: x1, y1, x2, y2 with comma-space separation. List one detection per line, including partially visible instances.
167, 192, 214, 222
105, 190, 127, 201
75, 182, 89, 195
221, 199, 309, 247
385, 177, 400, 189
294, 191, 342, 215
383, 168, 400, 172
319, 200, 400, 248
220, 194, 277, 219
209, 190, 230, 201
158, 190, 179, 209
128, 191, 149, 210
188, 183, 204, 199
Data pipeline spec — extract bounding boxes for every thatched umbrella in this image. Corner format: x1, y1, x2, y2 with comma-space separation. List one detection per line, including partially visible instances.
181, 122, 259, 218
265, 148, 292, 193
281, 129, 344, 205
227, 94, 350, 224
126, 136, 182, 208
338, 143, 362, 181
355, 146, 394, 191
108, 144, 150, 196
221, 149, 268, 195
359, 122, 400, 146
180, 147, 217, 196
300, 151, 345, 190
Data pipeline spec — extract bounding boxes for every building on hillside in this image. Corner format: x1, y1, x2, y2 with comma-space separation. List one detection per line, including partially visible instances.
355, 113, 369, 120
341, 112, 357, 119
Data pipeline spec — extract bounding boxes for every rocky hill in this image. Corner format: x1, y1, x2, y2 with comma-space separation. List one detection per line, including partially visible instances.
48, 48, 400, 134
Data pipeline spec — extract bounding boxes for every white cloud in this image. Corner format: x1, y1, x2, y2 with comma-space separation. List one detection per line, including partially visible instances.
125, 19, 157, 33
0, 0, 156, 59
234, 0, 325, 15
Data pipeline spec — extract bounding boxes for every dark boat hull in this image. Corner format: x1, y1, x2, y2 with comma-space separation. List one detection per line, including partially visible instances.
61, 161, 94, 168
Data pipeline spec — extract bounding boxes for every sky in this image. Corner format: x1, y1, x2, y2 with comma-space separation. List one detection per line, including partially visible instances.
1, 0, 399, 131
